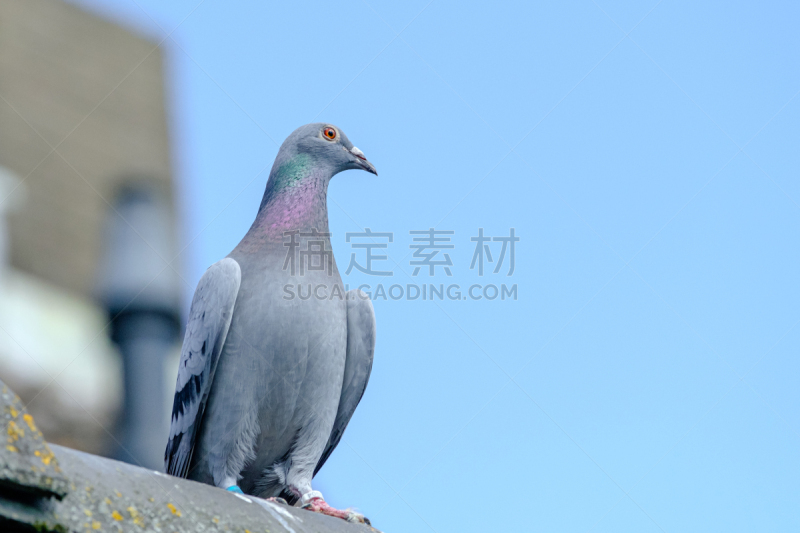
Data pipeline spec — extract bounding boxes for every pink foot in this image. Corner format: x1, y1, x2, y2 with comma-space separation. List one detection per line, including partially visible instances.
300, 491, 370, 525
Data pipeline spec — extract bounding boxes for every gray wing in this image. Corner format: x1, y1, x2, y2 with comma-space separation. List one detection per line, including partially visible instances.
165, 258, 241, 477
314, 289, 376, 476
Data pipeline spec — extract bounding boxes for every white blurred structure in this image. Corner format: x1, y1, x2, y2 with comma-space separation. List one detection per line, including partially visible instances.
0, 166, 124, 454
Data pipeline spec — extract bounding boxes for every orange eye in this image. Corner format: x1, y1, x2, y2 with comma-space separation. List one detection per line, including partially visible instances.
323, 127, 337, 140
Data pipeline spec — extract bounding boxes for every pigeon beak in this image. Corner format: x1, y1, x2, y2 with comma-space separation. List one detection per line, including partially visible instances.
348, 146, 378, 176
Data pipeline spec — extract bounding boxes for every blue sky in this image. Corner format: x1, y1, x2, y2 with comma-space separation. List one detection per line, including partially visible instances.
70, 1, 799, 531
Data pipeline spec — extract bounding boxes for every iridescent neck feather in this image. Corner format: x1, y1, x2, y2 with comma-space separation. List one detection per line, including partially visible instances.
244, 154, 333, 247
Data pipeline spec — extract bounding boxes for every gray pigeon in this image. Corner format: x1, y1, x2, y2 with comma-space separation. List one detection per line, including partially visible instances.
165, 123, 377, 524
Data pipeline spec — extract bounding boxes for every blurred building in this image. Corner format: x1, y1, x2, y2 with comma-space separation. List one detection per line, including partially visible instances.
0, 0, 180, 468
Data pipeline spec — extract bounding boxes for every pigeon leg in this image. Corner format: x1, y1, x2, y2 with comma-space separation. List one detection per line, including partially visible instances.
297, 490, 370, 524
222, 475, 243, 494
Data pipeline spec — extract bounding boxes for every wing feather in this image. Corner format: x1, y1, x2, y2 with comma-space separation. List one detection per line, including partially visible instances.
165, 257, 241, 477
314, 290, 375, 476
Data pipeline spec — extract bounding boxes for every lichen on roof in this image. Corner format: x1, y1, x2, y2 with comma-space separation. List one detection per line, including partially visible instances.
1, 382, 69, 499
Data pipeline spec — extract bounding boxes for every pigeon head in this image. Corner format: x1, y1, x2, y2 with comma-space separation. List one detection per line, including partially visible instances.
277, 123, 377, 177
254, 123, 377, 233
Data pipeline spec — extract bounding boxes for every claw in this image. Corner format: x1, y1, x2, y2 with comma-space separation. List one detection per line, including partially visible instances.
266, 496, 288, 505
299, 491, 370, 525
347, 512, 371, 525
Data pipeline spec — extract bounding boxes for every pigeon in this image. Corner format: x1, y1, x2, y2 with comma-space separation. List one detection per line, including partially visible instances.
165, 123, 378, 524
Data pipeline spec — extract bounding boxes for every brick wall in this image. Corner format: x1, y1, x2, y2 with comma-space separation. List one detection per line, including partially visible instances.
0, 0, 174, 296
